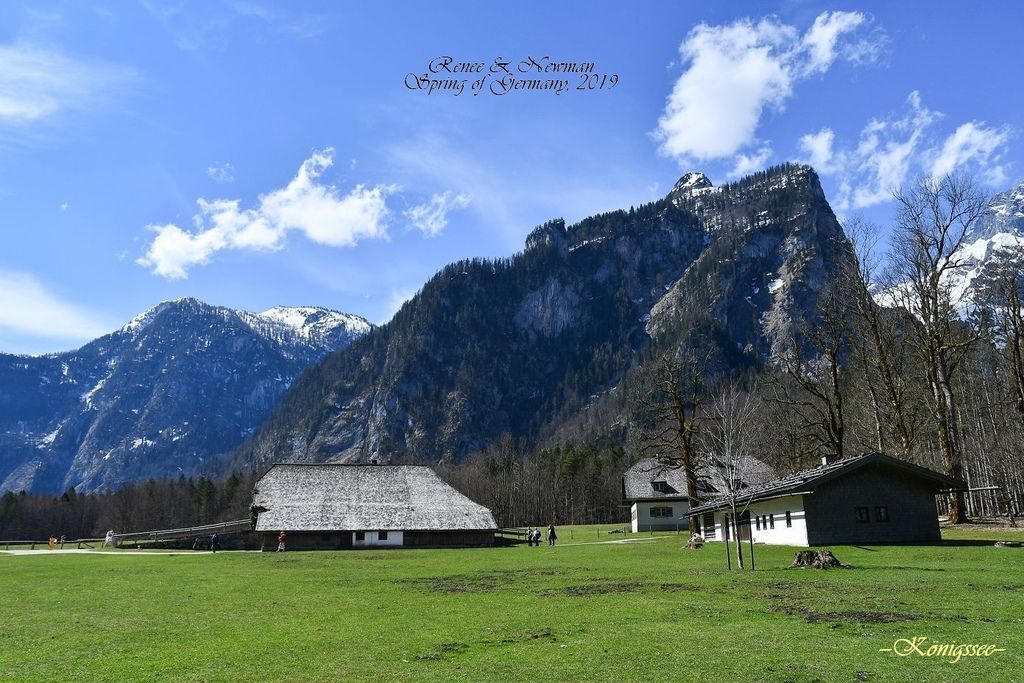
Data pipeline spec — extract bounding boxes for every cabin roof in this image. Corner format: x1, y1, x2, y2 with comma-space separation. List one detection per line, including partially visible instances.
623, 456, 776, 502
253, 464, 498, 532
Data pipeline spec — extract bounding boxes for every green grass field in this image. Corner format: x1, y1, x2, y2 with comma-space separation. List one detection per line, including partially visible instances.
2, 526, 1022, 682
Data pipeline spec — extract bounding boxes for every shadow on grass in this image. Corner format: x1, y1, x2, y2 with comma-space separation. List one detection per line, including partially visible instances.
938, 539, 1012, 547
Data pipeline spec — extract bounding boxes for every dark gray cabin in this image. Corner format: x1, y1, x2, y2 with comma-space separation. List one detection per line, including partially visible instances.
685, 452, 964, 546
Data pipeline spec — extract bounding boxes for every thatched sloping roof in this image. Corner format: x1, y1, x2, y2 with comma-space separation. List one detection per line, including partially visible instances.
253, 464, 497, 532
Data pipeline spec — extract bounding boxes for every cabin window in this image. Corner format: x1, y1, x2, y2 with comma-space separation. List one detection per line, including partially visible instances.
355, 531, 365, 541
755, 516, 761, 530
875, 506, 889, 522
652, 480, 669, 493
702, 513, 716, 539
650, 506, 673, 518
855, 506, 870, 523
378, 531, 388, 541
769, 514, 775, 529
785, 511, 792, 527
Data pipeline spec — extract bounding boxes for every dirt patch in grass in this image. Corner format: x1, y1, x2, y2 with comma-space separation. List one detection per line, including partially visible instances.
403, 568, 567, 594
540, 581, 643, 597
415, 642, 469, 661
495, 628, 559, 645
771, 604, 918, 624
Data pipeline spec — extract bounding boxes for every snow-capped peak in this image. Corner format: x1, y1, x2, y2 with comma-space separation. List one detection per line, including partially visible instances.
120, 298, 199, 334
967, 179, 1024, 242
255, 305, 372, 341
673, 172, 713, 193
877, 180, 1024, 318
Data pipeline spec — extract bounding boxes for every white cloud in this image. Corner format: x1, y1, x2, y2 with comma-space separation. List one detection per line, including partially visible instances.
801, 11, 870, 74
655, 11, 879, 170
805, 92, 1012, 211
729, 144, 773, 178
138, 149, 395, 279
798, 128, 838, 173
207, 162, 235, 183
0, 270, 110, 341
403, 191, 471, 237
0, 42, 133, 125
929, 122, 1010, 185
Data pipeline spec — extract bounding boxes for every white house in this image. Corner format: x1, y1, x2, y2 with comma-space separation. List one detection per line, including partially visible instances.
622, 457, 775, 532
685, 452, 963, 546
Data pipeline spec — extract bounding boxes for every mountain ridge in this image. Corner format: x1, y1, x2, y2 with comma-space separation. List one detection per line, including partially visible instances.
0, 299, 371, 493
233, 162, 853, 471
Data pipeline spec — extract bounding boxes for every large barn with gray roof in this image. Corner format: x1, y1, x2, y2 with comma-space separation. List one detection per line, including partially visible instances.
251, 464, 498, 550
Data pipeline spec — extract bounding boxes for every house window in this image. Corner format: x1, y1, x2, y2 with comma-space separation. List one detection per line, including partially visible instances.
649, 506, 673, 518
355, 531, 365, 541
785, 511, 792, 527
875, 506, 889, 522
702, 513, 716, 539
724, 514, 730, 540
755, 516, 761, 530
855, 507, 870, 523
769, 514, 775, 529
378, 531, 389, 541
652, 480, 669, 493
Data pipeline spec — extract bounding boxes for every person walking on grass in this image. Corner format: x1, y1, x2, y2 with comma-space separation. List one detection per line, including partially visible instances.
533, 528, 541, 546
547, 524, 557, 547
526, 527, 534, 547
277, 531, 287, 552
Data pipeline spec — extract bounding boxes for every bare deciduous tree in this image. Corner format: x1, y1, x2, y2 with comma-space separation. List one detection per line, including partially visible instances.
768, 288, 849, 461
842, 217, 921, 457
699, 380, 763, 569
636, 350, 709, 534
885, 174, 988, 523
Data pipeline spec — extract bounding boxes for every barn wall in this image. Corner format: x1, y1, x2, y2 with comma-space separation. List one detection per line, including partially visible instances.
353, 530, 403, 547
404, 531, 495, 547
260, 530, 495, 550
804, 464, 941, 545
261, 532, 352, 551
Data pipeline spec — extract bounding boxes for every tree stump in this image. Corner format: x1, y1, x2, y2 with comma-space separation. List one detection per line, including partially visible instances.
791, 550, 850, 569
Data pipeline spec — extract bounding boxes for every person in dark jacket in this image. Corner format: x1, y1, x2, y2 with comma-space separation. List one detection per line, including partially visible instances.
547, 524, 557, 546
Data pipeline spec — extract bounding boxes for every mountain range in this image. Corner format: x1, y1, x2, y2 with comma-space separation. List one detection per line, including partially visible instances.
5, 166, 1021, 494
0, 300, 370, 493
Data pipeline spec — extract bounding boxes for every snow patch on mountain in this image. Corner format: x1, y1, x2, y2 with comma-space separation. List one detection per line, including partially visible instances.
254, 306, 372, 345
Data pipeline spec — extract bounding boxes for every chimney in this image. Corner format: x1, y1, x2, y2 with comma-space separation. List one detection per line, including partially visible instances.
821, 454, 840, 466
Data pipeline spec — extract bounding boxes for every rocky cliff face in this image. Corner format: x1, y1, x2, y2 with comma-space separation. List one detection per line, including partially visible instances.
235, 163, 854, 470
0, 299, 370, 493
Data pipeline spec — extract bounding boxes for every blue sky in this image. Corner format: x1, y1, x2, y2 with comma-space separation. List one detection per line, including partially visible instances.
0, 1, 1021, 354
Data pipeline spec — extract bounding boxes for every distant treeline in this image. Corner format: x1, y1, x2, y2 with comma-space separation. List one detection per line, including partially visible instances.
437, 436, 630, 528
1, 441, 631, 539
0, 472, 257, 541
